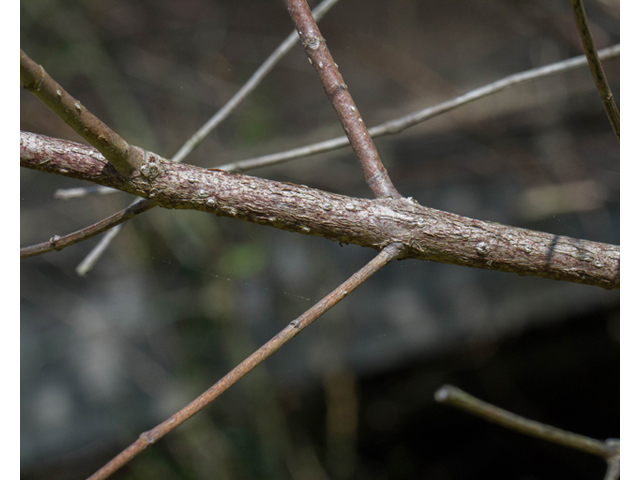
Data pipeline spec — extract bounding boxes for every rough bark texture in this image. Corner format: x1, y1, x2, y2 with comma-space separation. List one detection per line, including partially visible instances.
21, 131, 620, 289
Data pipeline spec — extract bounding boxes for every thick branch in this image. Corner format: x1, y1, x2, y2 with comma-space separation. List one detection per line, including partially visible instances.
285, 0, 400, 199
20, 49, 144, 174
21, 132, 620, 289
42, 45, 620, 266
569, 0, 620, 141
87, 243, 402, 480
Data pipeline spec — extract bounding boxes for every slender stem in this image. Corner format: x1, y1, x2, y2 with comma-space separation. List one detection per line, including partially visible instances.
76, 224, 125, 276
20, 49, 144, 174
54, 185, 117, 200
220, 45, 619, 172
86, 243, 402, 480
172, 0, 342, 164
68, 0, 342, 274
434, 385, 618, 460
569, 0, 619, 141
284, 0, 400, 199
20, 198, 153, 258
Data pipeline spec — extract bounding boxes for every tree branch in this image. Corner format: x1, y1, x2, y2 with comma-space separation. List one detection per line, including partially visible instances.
220, 45, 620, 172
569, 0, 619, 141
47, 45, 619, 257
284, 0, 400, 199
21, 132, 620, 289
20, 49, 144, 175
20, 198, 153, 258
435, 385, 619, 463
86, 242, 402, 480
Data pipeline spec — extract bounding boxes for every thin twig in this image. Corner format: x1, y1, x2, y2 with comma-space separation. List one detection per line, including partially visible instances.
284, 0, 400, 199
20, 49, 144, 174
20, 198, 153, 258
86, 242, 403, 480
54, 185, 117, 200
219, 44, 620, 172
434, 385, 619, 460
569, 0, 620, 141
75, 224, 126, 276
171, 0, 342, 164
67, 0, 342, 274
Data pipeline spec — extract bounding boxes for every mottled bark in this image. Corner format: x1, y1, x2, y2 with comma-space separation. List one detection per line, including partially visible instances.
21, 131, 619, 289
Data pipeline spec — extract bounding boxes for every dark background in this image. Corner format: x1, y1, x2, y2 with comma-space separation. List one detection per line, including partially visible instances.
21, 1, 619, 479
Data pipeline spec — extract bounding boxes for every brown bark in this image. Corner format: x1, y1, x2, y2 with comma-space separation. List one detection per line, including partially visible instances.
21, 131, 620, 290
285, 0, 400, 199
20, 50, 144, 174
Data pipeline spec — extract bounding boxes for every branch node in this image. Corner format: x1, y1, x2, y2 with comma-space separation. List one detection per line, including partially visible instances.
49, 235, 63, 251
139, 430, 157, 446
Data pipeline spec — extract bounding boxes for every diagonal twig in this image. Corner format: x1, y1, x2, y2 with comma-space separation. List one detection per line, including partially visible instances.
86, 242, 403, 480
70, 0, 342, 275
171, 0, 342, 164
434, 385, 619, 460
569, 0, 619, 141
20, 49, 144, 175
20, 198, 153, 259
220, 44, 620, 172
284, 0, 400, 199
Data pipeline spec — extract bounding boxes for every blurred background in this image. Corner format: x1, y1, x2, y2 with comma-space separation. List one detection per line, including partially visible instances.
21, 0, 619, 479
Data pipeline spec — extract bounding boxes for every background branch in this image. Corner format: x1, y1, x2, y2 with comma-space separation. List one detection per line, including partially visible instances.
171, 0, 342, 164
87, 242, 402, 480
569, 0, 620, 141
220, 45, 620, 172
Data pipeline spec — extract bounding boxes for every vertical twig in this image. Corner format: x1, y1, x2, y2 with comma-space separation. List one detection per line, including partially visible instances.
569, 0, 620, 141
284, 0, 401, 199
86, 243, 403, 480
